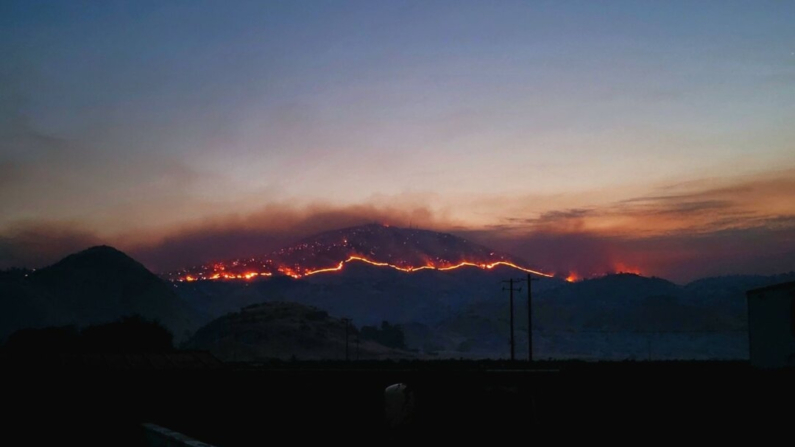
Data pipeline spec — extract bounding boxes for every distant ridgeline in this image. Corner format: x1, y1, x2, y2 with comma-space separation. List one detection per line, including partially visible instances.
2, 243, 794, 361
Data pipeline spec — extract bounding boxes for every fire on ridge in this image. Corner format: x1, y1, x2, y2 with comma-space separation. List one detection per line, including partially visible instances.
165, 224, 559, 282
174, 255, 554, 282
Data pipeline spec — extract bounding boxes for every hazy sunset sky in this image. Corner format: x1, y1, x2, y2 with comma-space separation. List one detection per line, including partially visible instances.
2, 1, 794, 281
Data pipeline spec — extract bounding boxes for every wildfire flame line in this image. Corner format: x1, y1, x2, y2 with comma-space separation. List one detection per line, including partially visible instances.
305, 256, 555, 278
179, 255, 555, 282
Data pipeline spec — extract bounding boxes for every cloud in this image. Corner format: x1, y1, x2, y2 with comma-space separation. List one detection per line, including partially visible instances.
0, 202, 448, 271
2, 169, 794, 284
492, 169, 795, 238
0, 222, 103, 269
459, 221, 795, 283
455, 170, 795, 281
111, 170, 795, 282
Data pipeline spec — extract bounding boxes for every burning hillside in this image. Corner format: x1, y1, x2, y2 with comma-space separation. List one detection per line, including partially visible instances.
166, 224, 553, 281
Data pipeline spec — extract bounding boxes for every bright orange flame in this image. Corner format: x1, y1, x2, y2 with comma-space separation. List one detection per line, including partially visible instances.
281, 256, 554, 279
304, 261, 346, 276
277, 266, 302, 279
175, 255, 556, 282
565, 272, 579, 283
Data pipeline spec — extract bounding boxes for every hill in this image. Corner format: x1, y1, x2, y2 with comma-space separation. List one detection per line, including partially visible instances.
276, 223, 524, 268
166, 223, 545, 281
183, 301, 415, 361
0, 246, 206, 341
175, 260, 565, 327
174, 270, 794, 360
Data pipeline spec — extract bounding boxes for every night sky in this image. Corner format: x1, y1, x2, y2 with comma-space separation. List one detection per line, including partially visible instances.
1, 1, 794, 282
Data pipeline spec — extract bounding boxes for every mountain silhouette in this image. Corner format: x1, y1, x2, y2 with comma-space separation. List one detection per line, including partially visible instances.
175, 267, 794, 360
5, 241, 793, 360
0, 246, 205, 341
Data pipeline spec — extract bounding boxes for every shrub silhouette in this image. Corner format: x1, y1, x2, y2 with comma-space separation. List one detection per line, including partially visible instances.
360, 321, 406, 350
3, 315, 173, 354
81, 315, 173, 353
4, 326, 80, 354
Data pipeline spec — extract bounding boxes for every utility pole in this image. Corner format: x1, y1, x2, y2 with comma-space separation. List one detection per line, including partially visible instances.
527, 273, 539, 363
502, 278, 523, 361
342, 318, 352, 361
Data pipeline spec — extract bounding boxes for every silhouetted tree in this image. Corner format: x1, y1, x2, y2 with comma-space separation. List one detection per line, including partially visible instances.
81, 315, 174, 353
360, 321, 406, 350
4, 326, 80, 354
3, 315, 174, 355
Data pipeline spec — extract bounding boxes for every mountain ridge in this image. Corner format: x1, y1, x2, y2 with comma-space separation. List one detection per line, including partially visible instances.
0, 245, 206, 341
3, 243, 793, 360
167, 223, 549, 281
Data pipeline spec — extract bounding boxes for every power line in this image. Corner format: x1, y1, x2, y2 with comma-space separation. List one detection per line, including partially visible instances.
502, 278, 523, 361
526, 273, 540, 363
341, 318, 352, 361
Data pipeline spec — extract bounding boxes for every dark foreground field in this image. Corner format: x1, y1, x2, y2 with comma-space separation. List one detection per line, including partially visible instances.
5, 358, 795, 444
